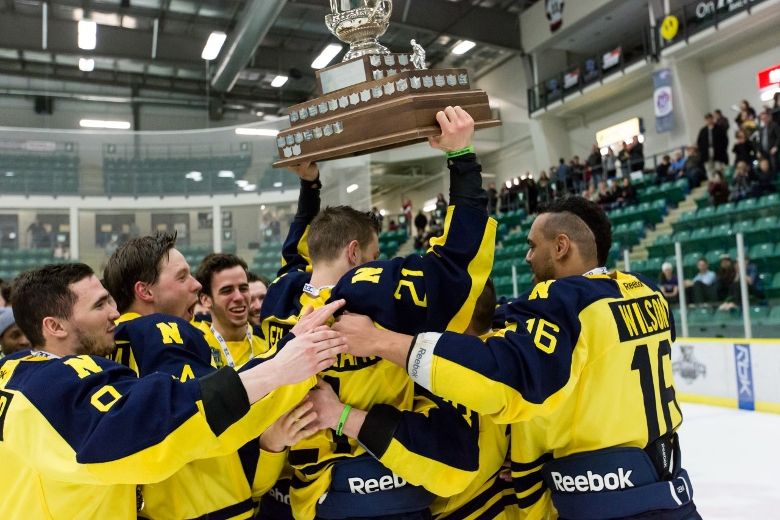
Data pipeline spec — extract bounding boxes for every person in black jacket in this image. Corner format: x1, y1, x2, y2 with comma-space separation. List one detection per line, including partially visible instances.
697, 113, 729, 177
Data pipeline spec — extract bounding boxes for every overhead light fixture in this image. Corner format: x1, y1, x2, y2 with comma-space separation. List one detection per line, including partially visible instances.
423, 197, 437, 213
243, 184, 257, 191
379, 209, 387, 216
451, 40, 476, 55
234, 127, 279, 136
346, 183, 359, 194
255, 110, 265, 117
78, 58, 94, 72
78, 20, 97, 50
311, 43, 343, 69
201, 31, 227, 60
261, 204, 266, 210
218, 170, 235, 178
273, 181, 283, 188
5, 171, 15, 177
235, 180, 249, 187
185, 171, 203, 182
79, 119, 131, 130
271, 75, 288, 88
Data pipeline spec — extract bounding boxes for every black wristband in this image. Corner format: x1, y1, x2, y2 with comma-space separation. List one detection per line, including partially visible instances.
357, 404, 403, 458
199, 367, 250, 436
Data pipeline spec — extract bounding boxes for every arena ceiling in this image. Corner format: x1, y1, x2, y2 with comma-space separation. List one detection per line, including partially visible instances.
0, 0, 535, 117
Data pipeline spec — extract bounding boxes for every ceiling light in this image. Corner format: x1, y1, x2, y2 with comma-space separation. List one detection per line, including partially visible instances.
255, 110, 265, 117
346, 183, 359, 193
235, 180, 249, 187
79, 58, 94, 72
451, 40, 476, 55
271, 75, 288, 88
185, 171, 203, 181
243, 184, 257, 191
79, 119, 131, 130
260, 204, 266, 210
379, 209, 387, 216
218, 170, 235, 178
201, 31, 227, 60
5, 171, 14, 177
235, 127, 279, 136
78, 20, 97, 50
273, 181, 283, 188
311, 43, 343, 69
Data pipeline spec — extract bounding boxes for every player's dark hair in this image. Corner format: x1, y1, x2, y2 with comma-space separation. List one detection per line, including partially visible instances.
12, 263, 94, 347
247, 271, 271, 287
103, 231, 177, 313
308, 206, 381, 263
538, 196, 612, 266
0, 278, 11, 305
195, 253, 248, 297
468, 278, 496, 336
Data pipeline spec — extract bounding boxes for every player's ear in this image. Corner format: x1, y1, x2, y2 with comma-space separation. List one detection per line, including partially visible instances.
346, 240, 361, 266
555, 234, 571, 259
134, 280, 154, 304
42, 316, 67, 340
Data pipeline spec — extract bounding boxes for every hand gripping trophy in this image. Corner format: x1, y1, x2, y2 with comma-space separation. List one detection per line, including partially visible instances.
272, 0, 500, 167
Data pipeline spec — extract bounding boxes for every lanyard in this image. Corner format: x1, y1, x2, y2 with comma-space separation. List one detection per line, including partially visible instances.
210, 324, 253, 368
582, 266, 608, 276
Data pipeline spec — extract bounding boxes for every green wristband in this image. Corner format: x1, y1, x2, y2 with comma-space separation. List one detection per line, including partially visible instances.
336, 404, 352, 436
446, 145, 475, 159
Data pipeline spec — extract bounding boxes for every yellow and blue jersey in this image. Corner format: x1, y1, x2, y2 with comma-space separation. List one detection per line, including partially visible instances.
408, 271, 690, 519
192, 319, 270, 368
0, 351, 306, 520
112, 312, 310, 520
261, 154, 498, 519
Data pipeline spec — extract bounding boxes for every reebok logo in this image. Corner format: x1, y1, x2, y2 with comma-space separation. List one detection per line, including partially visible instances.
550, 468, 634, 492
409, 347, 426, 378
347, 473, 407, 494
268, 487, 290, 504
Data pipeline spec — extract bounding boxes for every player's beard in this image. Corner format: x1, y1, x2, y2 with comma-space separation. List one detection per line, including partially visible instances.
532, 255, 556, 284
74, 326, 115, 358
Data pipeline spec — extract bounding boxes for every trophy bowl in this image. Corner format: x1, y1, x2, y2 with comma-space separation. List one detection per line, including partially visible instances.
326, 0, 393, 61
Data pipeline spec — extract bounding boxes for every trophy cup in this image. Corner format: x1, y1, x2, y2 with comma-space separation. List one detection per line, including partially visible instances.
273, 0, 501, 168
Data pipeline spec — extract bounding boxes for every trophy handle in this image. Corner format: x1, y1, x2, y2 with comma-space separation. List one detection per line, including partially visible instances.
369, 0, 392, 21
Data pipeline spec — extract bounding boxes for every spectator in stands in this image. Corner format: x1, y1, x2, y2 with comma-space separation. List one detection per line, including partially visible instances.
755, 158, 776, 196
604, 147, 617, 178
721, 256, 765, 311
670, 149, 686, 177
0, 307, 31, 356
708, 171, 730, 206
523, 175, 539, 214
556, 158, 572, 192
401, 196, 413, 234
729, 161, 753, 202
697, 113, 729, 177
757, 111, 780, 173
715, 254, 737, 303
714, 109, 730, 133
681, 146, 706, 189
570, 156, 585, 193
686, 258, 717, 306
414, 210, 427, 239
655, 154, 674, 185
732, 129, 755, 166
618, 142, 631, 177
772, 92, 780, 125
616, 176, 638, 207
370, 207, 384, 231
537, 171, 554, 207
735, 99, 757, 127
628, 135, 645, 172
499, 185, 512, 213
658, 262, 679, 304
487, 182, 498, 214
388, 219, 399, 231
739, 109, 758, 140
586, 144, 603, 182
596, 180, 616, 209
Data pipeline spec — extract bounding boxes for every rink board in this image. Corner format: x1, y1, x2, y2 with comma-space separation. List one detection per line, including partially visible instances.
672, 338, 780, 414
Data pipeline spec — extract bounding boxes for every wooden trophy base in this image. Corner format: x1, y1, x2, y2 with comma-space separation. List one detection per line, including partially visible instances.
272, 56, 501, 168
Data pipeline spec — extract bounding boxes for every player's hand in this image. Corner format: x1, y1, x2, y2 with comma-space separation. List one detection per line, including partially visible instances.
270, 325, 347, 384
428, 106, 474, 152
332, 312, 382, 358
260, 399, 320, 452
307, 378, 345, 430
291, 299, 346, 336
287, 161, 319, 182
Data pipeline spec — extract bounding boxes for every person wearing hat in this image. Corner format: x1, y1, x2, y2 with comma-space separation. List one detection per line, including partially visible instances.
0, 307, 31, 356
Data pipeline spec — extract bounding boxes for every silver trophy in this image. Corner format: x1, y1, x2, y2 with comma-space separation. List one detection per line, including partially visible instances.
326, 0, 393, 61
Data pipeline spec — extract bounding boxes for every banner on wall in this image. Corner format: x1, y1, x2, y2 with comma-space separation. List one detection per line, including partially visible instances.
653, 68, 675, 133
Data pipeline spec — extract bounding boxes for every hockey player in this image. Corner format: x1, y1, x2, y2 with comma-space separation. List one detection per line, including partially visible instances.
0, 263, 346, 519
260, 106, 496, 519
335, 197, 701, 520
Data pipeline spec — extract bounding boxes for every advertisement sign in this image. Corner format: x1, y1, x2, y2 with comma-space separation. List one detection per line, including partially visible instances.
672, 342, 736, 399
733, 343, 755, 410
692, 0, 756, 20
653, 68, 675, 133
602, 47, 621, 70
563, 68, 580, 89
545, 0, 564, 32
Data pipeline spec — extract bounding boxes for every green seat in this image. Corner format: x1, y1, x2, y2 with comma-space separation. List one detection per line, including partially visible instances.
682, 252, 703, 278
696, 206, 716, 222
688, 227, 711, 250
767, 306, 780, 325
688, 307, 714, 325
749, 306, 770, 326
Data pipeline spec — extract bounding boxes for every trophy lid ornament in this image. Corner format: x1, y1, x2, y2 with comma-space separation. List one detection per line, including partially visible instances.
326, 0, 393, 61
410, 39, 426, 70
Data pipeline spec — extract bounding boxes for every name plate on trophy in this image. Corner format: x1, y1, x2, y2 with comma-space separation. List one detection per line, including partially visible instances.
318, 59, 368, 95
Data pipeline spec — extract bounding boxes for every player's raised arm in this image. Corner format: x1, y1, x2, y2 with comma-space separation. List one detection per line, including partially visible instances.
278, 162, 322, 276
